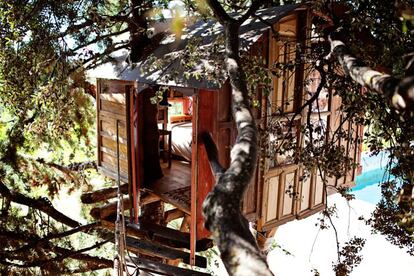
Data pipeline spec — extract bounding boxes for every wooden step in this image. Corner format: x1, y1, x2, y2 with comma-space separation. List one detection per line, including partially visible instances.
126, 256, 211, 275
125, 237, 207, 268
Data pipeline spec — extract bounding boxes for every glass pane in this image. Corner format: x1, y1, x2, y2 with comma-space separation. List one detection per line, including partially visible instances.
305, 69, 329, 112
169, 100, 183, 115
300, 172, 311, 211
271, 38, 297, 114
268, 119, 299, 168
314, 171, 324, 205
284, 43, 296, 113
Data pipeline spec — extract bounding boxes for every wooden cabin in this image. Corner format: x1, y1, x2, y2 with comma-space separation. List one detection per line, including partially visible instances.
87, 4, 362, 274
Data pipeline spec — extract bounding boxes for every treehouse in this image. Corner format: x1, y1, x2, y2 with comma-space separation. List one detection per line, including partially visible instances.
85, 4, 362, 274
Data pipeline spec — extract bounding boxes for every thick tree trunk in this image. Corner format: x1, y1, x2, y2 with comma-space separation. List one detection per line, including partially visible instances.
202, 2, 273, 275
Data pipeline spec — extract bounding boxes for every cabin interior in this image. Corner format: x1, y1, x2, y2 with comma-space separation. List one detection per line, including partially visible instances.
89, 4, 362, 274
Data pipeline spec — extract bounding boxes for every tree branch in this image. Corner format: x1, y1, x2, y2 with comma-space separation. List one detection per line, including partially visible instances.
0, 230, 113, 272
253, 14, 278, 37
0, 180, 81, 228
71, 43, 130, 73
329, 36, 414, 111
238, 0, 264, 24
201, 132, 225, 176
3, 239, 112, 269
70, 28, 130, 53
206, 0, 233, 24
37, 159, 97, 173
11, 222, 100, 254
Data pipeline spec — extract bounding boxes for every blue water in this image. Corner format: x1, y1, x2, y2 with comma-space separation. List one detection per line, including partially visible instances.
352, 151, 394, 204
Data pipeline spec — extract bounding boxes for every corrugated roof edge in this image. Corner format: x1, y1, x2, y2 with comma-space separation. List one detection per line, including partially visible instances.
92, 4, 307, 92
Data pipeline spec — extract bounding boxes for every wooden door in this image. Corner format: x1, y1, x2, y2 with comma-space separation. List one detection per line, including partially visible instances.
192, 89, 217, 241
96, 78, 135, 183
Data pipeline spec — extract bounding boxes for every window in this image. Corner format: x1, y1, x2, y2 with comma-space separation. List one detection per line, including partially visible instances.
272, 39, 297, 114
269, 15, 299, 115
267, 119, 300, 168
169, 100, 183, 115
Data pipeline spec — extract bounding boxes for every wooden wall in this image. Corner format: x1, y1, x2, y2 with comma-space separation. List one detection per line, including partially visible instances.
257, 9, 362, 232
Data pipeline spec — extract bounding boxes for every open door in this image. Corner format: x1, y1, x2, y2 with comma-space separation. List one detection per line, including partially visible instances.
96, 78, 141, 222
96, 79, 136, 182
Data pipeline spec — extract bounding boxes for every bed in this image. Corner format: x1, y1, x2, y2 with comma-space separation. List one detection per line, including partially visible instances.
170, 121, 192, 161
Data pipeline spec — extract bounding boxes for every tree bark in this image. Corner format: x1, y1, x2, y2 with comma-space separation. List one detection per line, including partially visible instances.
202, 1, 273, 275
329, 36, 414, 112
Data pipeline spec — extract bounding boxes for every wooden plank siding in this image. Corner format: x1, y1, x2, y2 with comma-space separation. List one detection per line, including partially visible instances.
242, 31, 269, 221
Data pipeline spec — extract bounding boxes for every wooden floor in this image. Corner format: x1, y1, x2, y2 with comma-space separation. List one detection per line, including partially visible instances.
145, 159, 192, 214
149, 160, 191, 193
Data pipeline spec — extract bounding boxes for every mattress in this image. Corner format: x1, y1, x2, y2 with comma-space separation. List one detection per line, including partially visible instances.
170, 122, 192, 161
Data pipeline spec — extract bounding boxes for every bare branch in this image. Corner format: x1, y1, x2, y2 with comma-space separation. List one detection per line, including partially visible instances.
201, 132, 225, 176
0, 180, 81, 227
11, 222, 100, 254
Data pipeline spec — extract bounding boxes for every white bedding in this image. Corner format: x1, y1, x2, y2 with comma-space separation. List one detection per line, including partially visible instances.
170, 122, 192, 161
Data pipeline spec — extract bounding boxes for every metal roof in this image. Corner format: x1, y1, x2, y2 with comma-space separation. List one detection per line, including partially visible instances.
91, 4, 304, 91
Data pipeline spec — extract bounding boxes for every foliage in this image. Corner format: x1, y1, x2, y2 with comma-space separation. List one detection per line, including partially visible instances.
310, 0, 414, 260
367, 181, 414, 255
0, 0, 170, 273
332, 237, 366, 276
0, 0, 414, 274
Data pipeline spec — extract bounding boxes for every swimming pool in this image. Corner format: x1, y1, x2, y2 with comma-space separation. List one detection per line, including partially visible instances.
352, 151, 394, 204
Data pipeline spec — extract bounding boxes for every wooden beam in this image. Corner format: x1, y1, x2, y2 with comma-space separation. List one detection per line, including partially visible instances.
126, 256, 210, 276
164, 209, 185, 223
101, 216, 213, 252
125, 237, 207, 268
81, 184, 128, 204
90, 193, 159, 219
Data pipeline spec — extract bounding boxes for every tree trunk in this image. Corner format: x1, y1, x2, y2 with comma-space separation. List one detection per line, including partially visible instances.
202, 2, 273, 274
